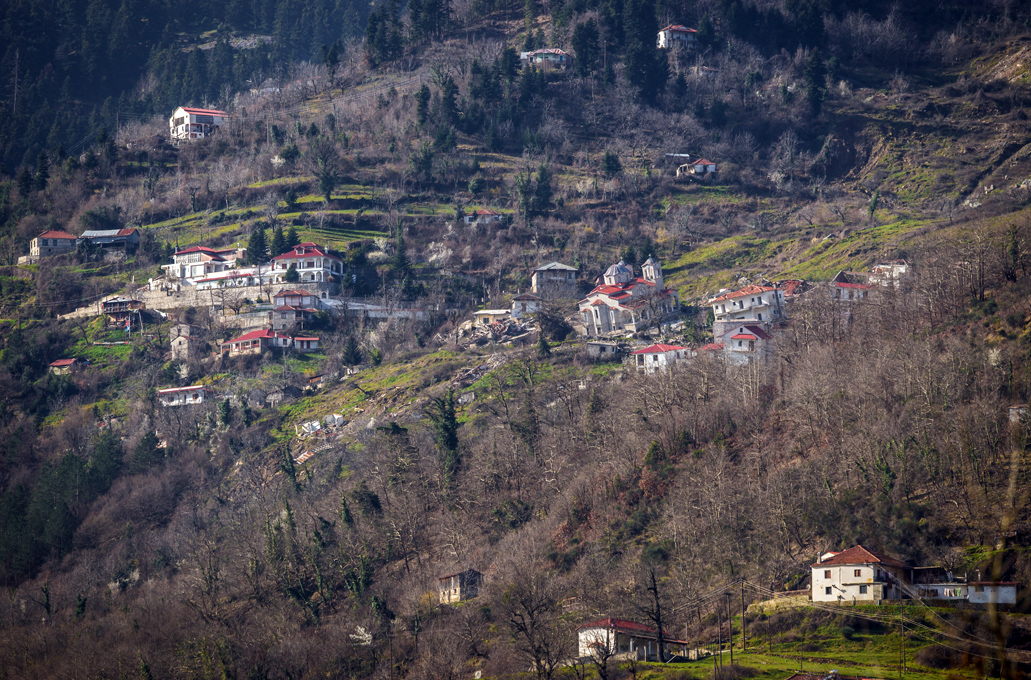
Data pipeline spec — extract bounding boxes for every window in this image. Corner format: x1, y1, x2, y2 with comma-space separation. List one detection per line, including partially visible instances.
975, 586, 985, 593
859, 585, 868, 594
825, 586, 832, 595
854, 569, 862, 577
824, 570, 831, 579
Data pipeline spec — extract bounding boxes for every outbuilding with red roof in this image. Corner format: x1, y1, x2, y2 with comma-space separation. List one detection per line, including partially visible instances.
577, 617, 690, 661
630, 343, 688, 373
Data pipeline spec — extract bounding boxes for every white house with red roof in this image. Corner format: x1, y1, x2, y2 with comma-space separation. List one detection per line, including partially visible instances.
683, 158, 717, 175
271, 242, 343, 284
831, 271, 874, 301
169, 106, 229, 141
577, 618, 690, 661
657, 24, 698, 49
463, 208, 503, 225
710, 284, 786, 337
162, 245, 245, 283
222, 328, 320, 356
29, 230, 78, 261
520, 48, 573, 71
812, 545, 914, 603
631, 343, 688, 373
579, 257, 679, 336
721, 323, 773, 365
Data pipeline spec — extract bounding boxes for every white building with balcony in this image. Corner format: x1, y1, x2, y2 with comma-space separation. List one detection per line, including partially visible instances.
710, 284, 786, 337
657, 24, 698, 49
169, 106, 229, 141
270, 242, 344, 284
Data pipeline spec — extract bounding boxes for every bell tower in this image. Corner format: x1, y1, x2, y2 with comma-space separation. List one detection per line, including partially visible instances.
642, 256, 663, 290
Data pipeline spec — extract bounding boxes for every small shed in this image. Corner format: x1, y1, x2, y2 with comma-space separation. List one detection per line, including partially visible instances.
49, 358, 85, 375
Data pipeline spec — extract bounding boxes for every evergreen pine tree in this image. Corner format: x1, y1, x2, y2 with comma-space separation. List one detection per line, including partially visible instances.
342, 335, 363, 365
247, 226, 269, 264
534, 164, 552, 212
286, 226, 300, 249
571, 19, 600, 77
537, 332, 551, 358
391, 235, 411, 275
270, 226, 286, 256
804, 48, 827, 118
130, 432, 162, 474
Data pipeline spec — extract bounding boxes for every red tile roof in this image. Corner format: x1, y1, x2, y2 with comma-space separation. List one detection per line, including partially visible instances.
661, 24, 697, 33
693, 158, 715, 165
180, 107, 229, 116
275, 289, 314, 297
116, 228, 138, 236
227, 328, 289, 344
731, 334, 758, 340
577, 618, 690, 644
271, 243, 341, 261
294, 336, 320, 342
700, 343, 724, 351
49, 358, 80, 366
37, 230, 78, 240
710, 285, 777, 303
631, 343, 686, 354
812, 545, 911, 569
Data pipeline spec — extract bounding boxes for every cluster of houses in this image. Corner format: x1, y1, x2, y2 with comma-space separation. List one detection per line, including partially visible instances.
811, 544, 1018, 606
155, 241, 345, 292
21, 228, 141, 264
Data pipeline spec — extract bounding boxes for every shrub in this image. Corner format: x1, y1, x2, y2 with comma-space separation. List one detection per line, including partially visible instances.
914, 644, 957, 669
840, 626, 855, 640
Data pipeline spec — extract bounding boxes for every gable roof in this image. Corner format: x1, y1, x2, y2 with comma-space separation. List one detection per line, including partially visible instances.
812, 545, 911, 569
227, 328, 290, 344
631, 343, 685, 354
37, 230, 78, 240
710, 284, 777, 303
692, 158, 716, 165
660, 24, 697, 33
271, 243, 341, 261
179, 107, 228, 116
512, 294, 542, 301
700, 342, 724, 351
577, 618, 690, 645
534, 262, 578, 272
275, 289, 314, 297
49, 358, 81, 367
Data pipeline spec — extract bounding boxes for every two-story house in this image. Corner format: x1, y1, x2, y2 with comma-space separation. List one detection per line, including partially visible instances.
811, 545, 914, 604
169, 106, 229, 141
29, 230, 78, 261
270, 242, 344, 284
162, 245, 243, 284
831, 271, 874, 301
579, 258, 679, 336
438, 569, 483, 604
532, 262, 578, 299
657, 24, 698, 49
709, 284, 786, 338
222, 328, 320, 356
721, 324, 773, 365
272, 289, 320, 330
631, 343, 689, 373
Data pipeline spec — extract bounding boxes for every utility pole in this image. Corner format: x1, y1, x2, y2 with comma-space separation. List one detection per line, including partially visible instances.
726, 593, 733, 666
741, 581, 747, 651
898, 600, 904, 680
717, 603, 723, 667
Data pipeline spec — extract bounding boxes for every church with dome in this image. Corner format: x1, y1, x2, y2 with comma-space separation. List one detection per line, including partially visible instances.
578, 257, 680, 336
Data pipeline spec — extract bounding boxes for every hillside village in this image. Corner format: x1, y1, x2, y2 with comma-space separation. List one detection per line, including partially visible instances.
4, 0, 1031, 675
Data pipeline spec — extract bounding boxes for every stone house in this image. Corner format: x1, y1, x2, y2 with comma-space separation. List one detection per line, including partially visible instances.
532, 262, 578, 299
438, 569, 482, 604
29, 230, 77, 262
510, 294, 543, 320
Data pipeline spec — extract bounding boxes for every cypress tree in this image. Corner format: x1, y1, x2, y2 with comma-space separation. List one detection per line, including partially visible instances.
270, 226, 286, 256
